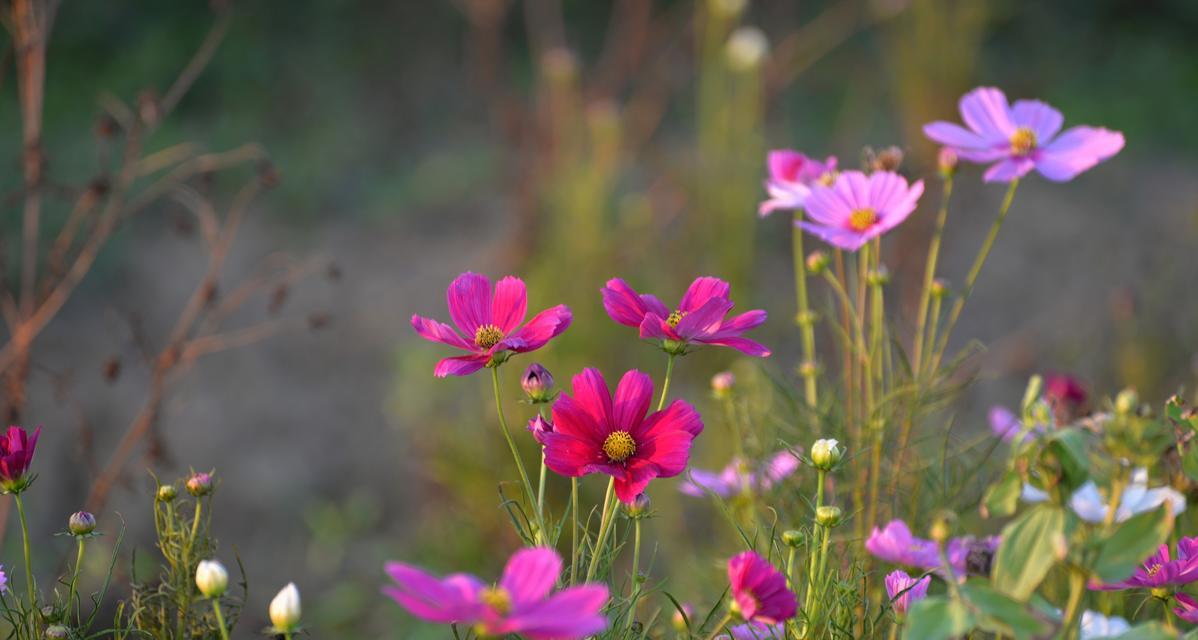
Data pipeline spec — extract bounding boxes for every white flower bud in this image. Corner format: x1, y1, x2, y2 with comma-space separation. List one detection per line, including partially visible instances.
195, 560, 228, 598
810, 438, 842, 471
725, 27, 769, 72
269, 582, 302, 632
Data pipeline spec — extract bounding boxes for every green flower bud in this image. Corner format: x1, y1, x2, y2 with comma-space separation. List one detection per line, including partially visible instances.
810, 438, 842, 471
806, 251, 830, 275
782, 529, 805, 548
156, 484, 177, 502
815, 505, 843, 528
68, 511, 96, 536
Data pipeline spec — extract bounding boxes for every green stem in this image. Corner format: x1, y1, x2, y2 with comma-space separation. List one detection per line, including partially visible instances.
866, 243, 884, 531
911, 176, 953, 378
930, 179, 1020, 371
702, 611, 736, 640
786, 546, 797, 591
626, 519, 643, 627
67, 537, 85, 621
570, 477, 580, 584
793, 210, 818, 407
211, 599, 230, 640
490, 366, 545, 545
585, 477, 618, 581
888, 622, 899, 640
658, 353, 676, 411
537, 450, 548, 528
801, 471, 827, 623
177, 498, 204, 640
1056, 568, 1086, 640
14, 493, 35, 609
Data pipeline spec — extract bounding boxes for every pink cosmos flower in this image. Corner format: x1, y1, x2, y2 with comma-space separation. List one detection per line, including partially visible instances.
924, 86, 1125, 183
411, 272, 572, 377
722, 621, 787, 639
865, 520, 942, 570
1091, 537, 1198, 591
758, 150, 838, 217
679, 451, 801, 498
0, 426, 40, 492
600, 277, 769, 357
1044, 374, 1088, 423
1174, 593, 1198, 624
527, 415, 554, 446
384, 547, 608, 639
727, 551, 798, 624
542, 369, 703, 504
797, 171, 924, 252
884, 570, 931, 617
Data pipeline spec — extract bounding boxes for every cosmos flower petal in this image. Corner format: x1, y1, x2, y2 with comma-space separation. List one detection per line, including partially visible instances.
411, 314, 475, 351
983, 157, 1036, 183
798, 221, 871, 252
505, 585, 611, 640
500, 548, 562, 606
638, 313, 674, 340
446, 272, 493, 336
1011, 99, 1064, 142
508, 305, 572, 352
612, 370, 654, 434
680, 468, 736, 497
959, 86, 1016, 142
433, 354, 490, 378
384, 563, 484, 624
923, 121, 992, 150
674, 297, 736, 340
491, 276, 529, 334
679, 277, 732, 313
601, 278, 653, 327
1035, 126, 1125, 182
699, 336, 771, 357
568, 369, 614, 433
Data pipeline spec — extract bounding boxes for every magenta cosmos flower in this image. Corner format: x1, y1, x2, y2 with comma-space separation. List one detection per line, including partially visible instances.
1091, 537, 1198, 591
411, 272, 572, 377
924, 86, 1124, 183
679, 450, 801, 499
797, 170, 924, 252
885, 570, 931, 618
384, 547, 608, 639
1174, 593, 1198, 624
0, 426, 40, 493
758, 150, 838, 217
866, 520, 997, 577
727, 551, 797, 624
722, 621, 786, 639
542, 369, 703, 504
601, 277, 769, 357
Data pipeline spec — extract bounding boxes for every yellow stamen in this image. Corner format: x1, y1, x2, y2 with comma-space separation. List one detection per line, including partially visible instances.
817, 171, 836, 187
479, 586, 512, 615
848, 208, 878, 232
1010, 126, 1037, 156
602, 431, 637, 463
474, 324, 504, 349
666, 310, 686, 328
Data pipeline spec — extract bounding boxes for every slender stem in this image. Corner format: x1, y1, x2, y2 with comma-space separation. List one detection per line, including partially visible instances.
866, 243, 884, 531
930, 179, 1020, 371
284, 632, 293, 640
1056, 568, 1086, 640
537, 450, 548, 527
911, 176, 953, 378
67, 537, 85, 621
14, 493, 35, 608
490, 366, 545, 545
1103, 471, 1127, 529
626, 519, 643, 627
703, 611, 736, 640
658, 353, 676, 411
570, 477, 580, 584
792, 211, 818, 407
211, 599, 230, 640
585, 477, 618, 581
786, 547, 797, 591
723, 396, 745, 461
888, 623, 899, 640
802, 471, 827, 621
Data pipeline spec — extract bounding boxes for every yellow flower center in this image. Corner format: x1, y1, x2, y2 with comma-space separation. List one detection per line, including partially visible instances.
848, 208, 878, 232
479, 586, 512, 615
817, 171, 836, 186
1010, 126, 1037, 156
602, 430, 637, 462
1146, 564, 1162, 577
666, 310, 686, 328
474, 324, 504, 349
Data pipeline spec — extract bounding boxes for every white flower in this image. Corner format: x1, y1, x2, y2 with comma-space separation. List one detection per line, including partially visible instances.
725, 27, 769, 71
1021, 468, 1185, 524
195, 560, 228, 598
810, 439, 842, 471
269, 582, 302, 631
1080, 610, 1130, 639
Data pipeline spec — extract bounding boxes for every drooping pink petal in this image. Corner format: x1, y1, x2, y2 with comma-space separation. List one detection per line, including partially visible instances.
673, 297, 736, 340
923, 121, 991, 150
601, 279, 651, 327
638, 313, 676, 341
632, 400, 704, 477
679, 277, 732, 313
411, 314, 474, 351
711, 310, 768, 336
613, 459, 659, 504
433, 354, 490, 378
503, 585, 611, 640
612, 370, 653, 434
699, 336, 772, 357
797, 221, 872, 251
1011, 99, 1064, 143
1035, 126, 1125, 182
983, 157, 1036, 183
446, 272, 493, 336
500, 548, 562, 606
491, 276, 529, 334
507, 305, 572, 352
542, 431, 604, 477
959, 87, 1015, 142
384, 563, 485, 624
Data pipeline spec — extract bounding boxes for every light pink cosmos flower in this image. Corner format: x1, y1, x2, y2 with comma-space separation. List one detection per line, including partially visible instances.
601, 277, 769, 357
727, 551, 798, 624
884, 570, 930, 617
924, 86, 1125, 183
1174, 593, 1198, 624
679, 451, 801, 498
411, 272, 572, 377
758, 150, 838, 217
797, 171, 924, 252
866, 520, 998, 577
384, 547, 608, 639
543, 368, 704, 504
722, 621, 787, 639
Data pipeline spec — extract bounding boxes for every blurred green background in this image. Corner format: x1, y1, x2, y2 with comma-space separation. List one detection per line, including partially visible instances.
4, 0, 1198, 636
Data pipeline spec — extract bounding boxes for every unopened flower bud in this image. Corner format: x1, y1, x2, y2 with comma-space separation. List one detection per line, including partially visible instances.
866, 265, 890, 287
810, 438, 842, 471
269, 582, 302, 632
1115, 388, 1139, 416
672, 604, 694, 631
527, 415, 554, 446
157, 484, 177, 502
806, 251, 829, 275
937, 148, 958, 177
521, 363, 556, 404
796, 310, 818, 327
872, 146, 904, 172
711, 372, 736, 399
815, 505, 843, 528
186, 472, 214, 497
69, 511, 96, 536
195, 559, 228, 598
929, 511, 957, 544
930, 278, 949, 299
726, 27, 769, 72
798, 360, 819, 379
45, 626, 69, 640
782, 529, 805, 548
625, 493, 651, 518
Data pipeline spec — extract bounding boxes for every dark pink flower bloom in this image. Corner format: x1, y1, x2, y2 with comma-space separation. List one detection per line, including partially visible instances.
411, 272, 572, 377
384, 547, 609, 639
797, 171, 924, 252
1044, 374, 1088, 423
1091, 537, 1198, 591
1174, 593, 1198, 624
0, 426, 40, 492
543, 369, 703, 504
758, 150, 838, 217
727, 551, 798, 624
679, 451, 801, 499
600, 277, 769, 357
924, 87, 1124, 183
884, 570, 931, 617
722, 621, 786, 639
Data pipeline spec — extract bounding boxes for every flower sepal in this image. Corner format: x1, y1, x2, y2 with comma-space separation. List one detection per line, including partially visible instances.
0, 472, 36, 496
661, 339, 689, 356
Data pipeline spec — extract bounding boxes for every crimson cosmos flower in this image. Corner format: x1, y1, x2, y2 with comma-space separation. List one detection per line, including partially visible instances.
600, 277, 769, 357
1091, 537, 1198, 591
0, 426, 40, 493
542, 368, 703, 504
727, 551, 797, 624
411, 272, 572, 377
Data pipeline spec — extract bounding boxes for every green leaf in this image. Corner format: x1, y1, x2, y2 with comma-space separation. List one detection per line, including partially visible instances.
992, 505, 1065, 600
1114, 621, 1178, 639
960, 580, 1046, 637
1091, 504, 1174, 583
1044, 428, 1090, 491
1183, 446, 1198, 483
902, 597, 974, 640
983, 471, 1023, 519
